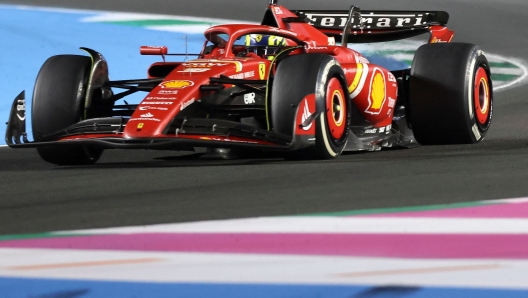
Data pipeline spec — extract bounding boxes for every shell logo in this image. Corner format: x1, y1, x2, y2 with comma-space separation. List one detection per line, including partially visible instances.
366, 69, 386, 115
160, 80, 194, 89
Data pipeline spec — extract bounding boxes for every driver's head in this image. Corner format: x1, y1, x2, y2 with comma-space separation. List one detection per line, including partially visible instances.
245, 34, 286, 57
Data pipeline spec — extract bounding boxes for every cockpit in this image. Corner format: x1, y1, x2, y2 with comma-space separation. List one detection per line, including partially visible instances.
201, 25, 302, 60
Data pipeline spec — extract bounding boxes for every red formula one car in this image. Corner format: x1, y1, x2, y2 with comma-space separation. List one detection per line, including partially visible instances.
6, 0, 493, 164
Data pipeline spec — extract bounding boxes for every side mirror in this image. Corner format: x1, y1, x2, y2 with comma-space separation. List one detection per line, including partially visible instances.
140, 46, 168, 56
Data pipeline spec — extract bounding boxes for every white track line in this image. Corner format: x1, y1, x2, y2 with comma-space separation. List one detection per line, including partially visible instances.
54, 217, 528, 235
0, 4, 249, 25
146, 25, 215, 34
1, 248, 528, 289
487, 54, 528, 91
80, 12, 248, 25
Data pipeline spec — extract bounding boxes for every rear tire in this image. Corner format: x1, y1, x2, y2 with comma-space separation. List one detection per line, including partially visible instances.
32, 55, 103, 165
408, 42, 492, 144
271, 54, 350, 159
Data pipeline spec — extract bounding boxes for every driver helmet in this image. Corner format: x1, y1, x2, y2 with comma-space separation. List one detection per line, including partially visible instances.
245, 34, 286, 57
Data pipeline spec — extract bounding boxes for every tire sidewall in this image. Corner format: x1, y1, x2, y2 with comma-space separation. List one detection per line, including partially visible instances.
314, 58, 351, 158
408, 43, 493, 145
31, 55, 104, 165
465, 48, 493, 143
32, 55, 91, 141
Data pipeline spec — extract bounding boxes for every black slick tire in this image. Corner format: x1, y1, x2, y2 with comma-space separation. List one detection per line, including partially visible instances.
32, 55, 103, 165
408, 42, 493, 145
271, 54, 350, 159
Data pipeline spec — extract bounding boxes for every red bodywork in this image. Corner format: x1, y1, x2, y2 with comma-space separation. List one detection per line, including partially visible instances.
50, 4, 455, 149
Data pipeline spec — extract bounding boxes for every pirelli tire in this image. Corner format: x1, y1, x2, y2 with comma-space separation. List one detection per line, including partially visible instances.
408, 42, 493, 145
271, 54, 351, 159
32, 55, 103, 165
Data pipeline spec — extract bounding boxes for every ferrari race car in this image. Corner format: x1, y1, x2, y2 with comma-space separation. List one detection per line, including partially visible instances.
5, 0, 493, 164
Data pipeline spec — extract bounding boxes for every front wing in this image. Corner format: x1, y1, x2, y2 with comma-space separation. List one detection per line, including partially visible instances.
5, 91, 310, 152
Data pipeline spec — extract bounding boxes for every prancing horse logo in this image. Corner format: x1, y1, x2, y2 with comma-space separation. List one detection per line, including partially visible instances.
259, 64, 266, 80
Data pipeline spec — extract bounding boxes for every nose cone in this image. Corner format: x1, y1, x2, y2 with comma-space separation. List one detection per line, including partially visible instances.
124, 78, 201, 138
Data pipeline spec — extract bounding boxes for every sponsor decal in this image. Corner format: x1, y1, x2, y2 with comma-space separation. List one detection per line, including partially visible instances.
472, 124, 482, 140
16, 99, 26, 121
305, 41, 318, 48
159, 80, 194, 89
229, 71, 255, 79
139, 106, 168, 111
244, 93, 256, 104
300, 12, 426, 29
358, 56, 370, 64
180, 62, 232, 73
146, 97, 177, 100
301, 99, 313, 131
141, 101, 173, 105
259, 63, 266, 80
158, 90, 178, 95
431, 37, 448, 43
140, 112, 154, 118
188, 59, 242, 72
307, 46, 328, 50
364, 124, 391, 134
129, 117, 161, 122
302, 14, 349, 28
388, 72, 397, 82
183, 62, 228, 68
365, 68, 386, 115
180, 98, 195, 111
137, 123, 144, 130
388, 97, 396, 108
274, 7, 283, 15
178, 68, 210, 73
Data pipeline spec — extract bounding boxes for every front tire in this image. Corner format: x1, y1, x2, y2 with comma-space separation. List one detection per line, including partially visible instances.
408, 43, 493, 145
32, 55, 103, 165
271, 54, 350, 159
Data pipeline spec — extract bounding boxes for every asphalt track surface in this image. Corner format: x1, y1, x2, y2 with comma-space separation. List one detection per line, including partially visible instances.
1, 0, 528, 235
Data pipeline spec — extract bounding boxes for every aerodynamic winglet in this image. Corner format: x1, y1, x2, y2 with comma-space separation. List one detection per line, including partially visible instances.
5, 91, 28, 145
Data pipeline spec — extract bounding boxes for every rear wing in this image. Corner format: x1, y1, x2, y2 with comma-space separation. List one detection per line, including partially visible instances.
292, 8, 451, 43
